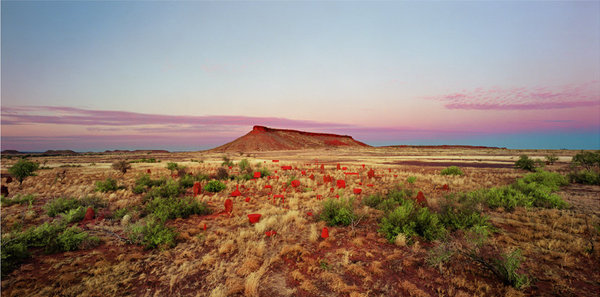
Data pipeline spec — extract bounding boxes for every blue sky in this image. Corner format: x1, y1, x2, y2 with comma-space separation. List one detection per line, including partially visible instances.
2, 1, 599, 151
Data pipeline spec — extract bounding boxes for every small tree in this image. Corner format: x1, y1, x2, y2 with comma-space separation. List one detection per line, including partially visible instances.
112, 160, 131, 174
515, 155, 535, 172
8, 159, 39, 185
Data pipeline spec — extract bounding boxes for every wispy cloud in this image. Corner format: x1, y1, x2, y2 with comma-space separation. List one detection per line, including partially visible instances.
0, 106, 351, 130
428, 81, 600, 110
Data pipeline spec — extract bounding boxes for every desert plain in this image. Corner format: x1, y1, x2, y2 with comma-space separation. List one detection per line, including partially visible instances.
1, 146, 599, 297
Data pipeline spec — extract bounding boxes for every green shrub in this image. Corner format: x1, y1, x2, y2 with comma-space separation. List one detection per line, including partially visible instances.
166, 162, 179, 173
258, 168, 271, 178
1, 194, 35, 206
378, 200, 446, 243
545, 154, 558, 165
145, 180, 183, 199
439, 196, 492, 231
60, 206, 86, 223
362, 194, 384, 208
112, 208, 130, 220
128, 218, 178, 249
178, 174, 195, 188
406, 176, 417, 184
238, 159, 250, 171
515, 155, 536, 171
133, 184, 146, 194
492, 249, 530, 289
571, 150, 600, 170
44, 197, 81, 217
568, 169, 600, 185
440, 166, 464, 176
146, 197, 211, 222
388, 189, 414, 203
0, 238, 30, 276
79, 195, 105, 209
129, 158, 157, 163
8, 158, 39, 185
95, 178, 118, 192
204, 180, 226, 193
320, 198, 357, 226
57, 226, 99, 251
426, 242, 454, 272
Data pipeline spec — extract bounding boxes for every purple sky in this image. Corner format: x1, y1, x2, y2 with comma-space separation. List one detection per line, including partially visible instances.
2, 1, 599, 151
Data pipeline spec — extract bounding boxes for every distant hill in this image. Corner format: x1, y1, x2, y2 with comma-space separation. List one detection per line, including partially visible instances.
212, 125, 370, 152
103, 150, 170, 154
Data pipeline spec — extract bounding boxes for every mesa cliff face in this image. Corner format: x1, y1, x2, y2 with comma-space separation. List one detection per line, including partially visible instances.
212, 126, 370, 152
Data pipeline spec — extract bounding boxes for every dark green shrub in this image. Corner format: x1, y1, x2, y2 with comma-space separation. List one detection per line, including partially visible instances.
320, 198, 357, 226
145, 180, 183, 199
571, 150, 600, 170
44, 197, 81, 217
146, 197, 211, 222
568, 170, 600, 185
166, 162, 179, 173
95, 178, 118, 192
128, 218, 178, 249
178, 174, 195, 188
1, 194, 35, 206
112, 160, 131, 174
238, 159, 250, 171
362, 194, 384, 208
133, 184, 146, 194
8, 158, 39, 185
515, 155, 536, 171
112, 208, 130, 220
440, 166, 464, 176
0, 238, 30, 276
545, 154, 558, 165
204, 180, 226, 193
378, 200, 446, 243
439, 196, 491, 231
388, 189, 414, 203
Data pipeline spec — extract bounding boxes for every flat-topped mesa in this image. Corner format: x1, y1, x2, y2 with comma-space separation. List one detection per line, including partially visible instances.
213, 125, 370, 152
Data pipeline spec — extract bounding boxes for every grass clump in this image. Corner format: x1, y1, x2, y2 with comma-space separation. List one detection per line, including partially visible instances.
440, 166, 463, 176
146, 197, 211, 222
406, 176, 417, 184
379, 199, 446, 243
320, 197, 357, 226
204, 180, 226, 193
128, 218, 177, 249
95, 178, 118, 192
59, 206, 86, 223
1, 194, 35, 206
492, 249, 530, 289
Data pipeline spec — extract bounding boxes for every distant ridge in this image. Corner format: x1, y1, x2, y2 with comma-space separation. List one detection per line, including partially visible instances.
212, 125, 370, 152
382, 145, 507, 149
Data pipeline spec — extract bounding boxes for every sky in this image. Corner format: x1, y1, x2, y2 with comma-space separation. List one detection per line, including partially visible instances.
1, 1, 599, 152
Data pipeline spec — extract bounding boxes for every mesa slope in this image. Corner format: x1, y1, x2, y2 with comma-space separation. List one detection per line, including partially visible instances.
212, 125, 370, 152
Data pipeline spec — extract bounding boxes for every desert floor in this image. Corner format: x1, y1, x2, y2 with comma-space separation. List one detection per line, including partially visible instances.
1, 147, 598, 296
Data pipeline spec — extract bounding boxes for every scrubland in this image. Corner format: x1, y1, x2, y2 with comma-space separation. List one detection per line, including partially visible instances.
1, 147, 598, 296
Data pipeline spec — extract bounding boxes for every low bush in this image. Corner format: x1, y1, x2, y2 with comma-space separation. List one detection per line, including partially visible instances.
145, 180, 183, 199
406, 176, 417, 184
112, 208, 130, 220
60, 206, 86, 223
1, 238, 30, 276
128, 218, 178, 249
571, 150, 600, 170
129, 158, 158, 163
515, 155, 536, 171
221, 156, 234, 167
320, 198, 357, 226
441, 166, 464, 176
204, 180, 226, 193
545, 154, 558, 165
1, 194, 35, 206
44, 197, 81, 217
439, 196, 492, 231
79, 195, 106, 209
362, 194, 384, 208
57, 226, 100, 251
215, 168, 229, 180
146, 197, 211, 222
238, 159, 250, 172
568, 169, 600, 185
378, 200, 446, 243
388, 189, 414, 203
178, 174, 195, 188
492, 249, 530, 289
95, 178, 118, 192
